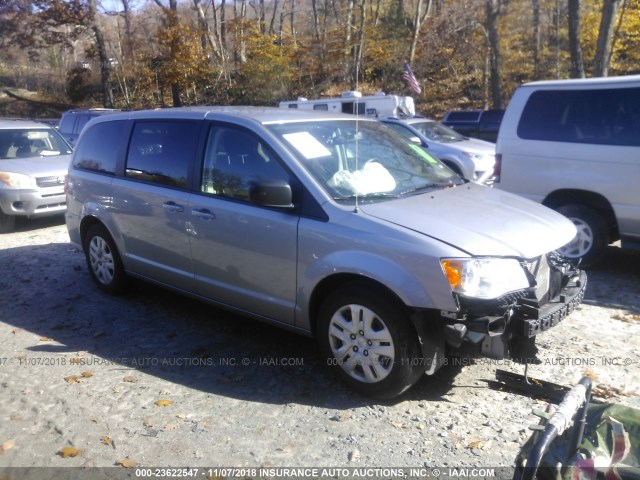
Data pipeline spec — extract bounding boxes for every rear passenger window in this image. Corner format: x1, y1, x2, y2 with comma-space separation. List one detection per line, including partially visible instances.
201, 126, 290, 201
72, 121, 125, 174
126, 121, 199, 188
518, 88, 640, 146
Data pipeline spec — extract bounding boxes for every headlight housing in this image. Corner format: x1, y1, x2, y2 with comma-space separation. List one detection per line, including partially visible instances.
0, 171, 36, 189
440, 258, 530, 299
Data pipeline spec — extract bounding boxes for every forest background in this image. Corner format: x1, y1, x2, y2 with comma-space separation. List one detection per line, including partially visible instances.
0, 0, 639, 119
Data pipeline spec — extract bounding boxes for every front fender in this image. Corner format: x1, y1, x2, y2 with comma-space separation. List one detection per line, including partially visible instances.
297, 249, 458, 330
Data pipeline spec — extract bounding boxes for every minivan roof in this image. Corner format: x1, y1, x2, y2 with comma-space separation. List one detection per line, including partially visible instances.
520, 74, 640, 88
88, 106, 374, 125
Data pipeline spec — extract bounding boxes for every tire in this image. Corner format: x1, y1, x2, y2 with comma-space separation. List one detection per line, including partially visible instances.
316, 283, 424, 399
0, 211, 16, 234
83, 224, 128, 295
556, 204, 608, 267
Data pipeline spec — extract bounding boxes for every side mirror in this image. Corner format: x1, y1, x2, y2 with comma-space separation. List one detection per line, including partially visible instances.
409, 136, 424, 146
249, 180, 294, 208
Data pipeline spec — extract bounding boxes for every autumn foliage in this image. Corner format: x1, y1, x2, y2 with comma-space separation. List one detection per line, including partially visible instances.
0, 0, 639, 117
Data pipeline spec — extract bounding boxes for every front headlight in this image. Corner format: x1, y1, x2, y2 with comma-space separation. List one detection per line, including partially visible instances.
440, 258, 530, 299
0, 171, 36, 189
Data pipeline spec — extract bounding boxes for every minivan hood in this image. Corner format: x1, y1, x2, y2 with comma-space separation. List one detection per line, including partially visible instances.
0, 155, 70, 177
360, 183, 576, 258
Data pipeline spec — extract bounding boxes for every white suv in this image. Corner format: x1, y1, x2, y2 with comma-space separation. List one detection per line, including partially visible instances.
495, 75, 640, 266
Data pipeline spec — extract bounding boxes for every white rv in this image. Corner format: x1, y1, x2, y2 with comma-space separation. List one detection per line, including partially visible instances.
279, 91, 416, 117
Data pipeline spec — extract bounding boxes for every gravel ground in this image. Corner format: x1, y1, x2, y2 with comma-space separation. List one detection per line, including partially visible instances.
1, 215, 639, 474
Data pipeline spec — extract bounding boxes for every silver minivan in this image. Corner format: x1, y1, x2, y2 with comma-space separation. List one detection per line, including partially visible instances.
66, 107, 586, 398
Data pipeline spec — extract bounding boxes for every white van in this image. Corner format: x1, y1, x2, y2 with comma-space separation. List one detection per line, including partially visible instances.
495, 75, 640, 266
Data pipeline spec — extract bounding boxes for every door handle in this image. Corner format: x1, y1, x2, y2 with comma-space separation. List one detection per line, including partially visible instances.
191, 208, 216, 220
163, 201, 184, 213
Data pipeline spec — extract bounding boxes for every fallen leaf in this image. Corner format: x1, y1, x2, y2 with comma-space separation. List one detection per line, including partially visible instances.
64, 375, 81, 384
70, 358, 82, 365
116, 458, 138, 468
176, 413, 187, 420
123, 375, 138, 383
58, 447, 82, 458
155, 399, 173, 407
15, 354, 26, 361
112, 386, 121, 394
90, 416, 100, 423
582, 369, 599, 380
11, 328, 21, 335
10, 415, 22, 421
142, 418, 153, 428
81, 371, 93, 378
40, 336, 52, 342
1, 439, 15, 453
101, 436, 114, 448
468, 439, 492, 450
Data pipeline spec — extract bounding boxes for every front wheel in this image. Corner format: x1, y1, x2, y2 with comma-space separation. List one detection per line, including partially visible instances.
316, 283, 424, 399
83, 224, 128, 295
556, 204, 608, 267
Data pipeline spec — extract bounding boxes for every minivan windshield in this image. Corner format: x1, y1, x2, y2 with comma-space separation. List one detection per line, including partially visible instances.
410, 121, 466, 143
267, 120, 460, 203
0, 128, 72, 159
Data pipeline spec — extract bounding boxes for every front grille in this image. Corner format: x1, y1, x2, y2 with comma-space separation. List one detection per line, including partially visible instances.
36, 176, 66, 188
522, 255, 550, 303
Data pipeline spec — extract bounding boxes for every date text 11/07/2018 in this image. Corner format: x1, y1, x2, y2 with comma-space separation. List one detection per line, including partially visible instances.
133, 467, 498, 478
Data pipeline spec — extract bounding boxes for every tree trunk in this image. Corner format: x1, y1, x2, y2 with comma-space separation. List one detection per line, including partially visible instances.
193, 0, 221, 58
568, 0, 585, 78
485, 0, 502, 109
594, 0, 622, 76
88, 0, 114, 108
408, 0, 432, 64
532, 0, 541, 79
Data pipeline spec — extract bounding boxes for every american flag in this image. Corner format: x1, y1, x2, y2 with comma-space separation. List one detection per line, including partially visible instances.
402, 63, 422, 95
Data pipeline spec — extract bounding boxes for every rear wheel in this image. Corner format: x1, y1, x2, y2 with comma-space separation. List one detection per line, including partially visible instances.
556, 204, 608, 267
0, 211, 16, 233
317, 283, 424, 399
83, 224, 127, 295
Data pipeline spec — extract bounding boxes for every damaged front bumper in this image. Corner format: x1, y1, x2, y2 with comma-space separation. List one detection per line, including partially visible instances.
440, 254, 587, 363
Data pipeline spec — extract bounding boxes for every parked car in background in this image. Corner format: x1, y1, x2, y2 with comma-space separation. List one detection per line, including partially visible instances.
380, 116, 496, 184
66, 107, 585, 399
495, 74, 640, 266
0, 119, 72, 232
58, 108, 120, 145
441, 109, 504, 143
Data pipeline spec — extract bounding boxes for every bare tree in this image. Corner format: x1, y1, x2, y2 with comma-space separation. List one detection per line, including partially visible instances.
193, 0, 221, 59
567, 0, 585, 78
485, 0, 503, 109
594, 0, 623, 76
88, 0, 114, 107
531, 0, 541, 79
408, 0, 433, 64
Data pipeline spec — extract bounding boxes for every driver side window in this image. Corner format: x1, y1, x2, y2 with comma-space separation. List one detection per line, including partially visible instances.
201, 126, 289, 201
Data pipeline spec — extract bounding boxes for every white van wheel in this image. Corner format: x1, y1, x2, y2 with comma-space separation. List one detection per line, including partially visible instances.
556, 204, 608, 267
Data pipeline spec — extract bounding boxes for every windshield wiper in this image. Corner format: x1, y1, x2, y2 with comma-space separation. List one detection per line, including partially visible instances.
333, 192, 400, 201
399, 183, 443, 196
